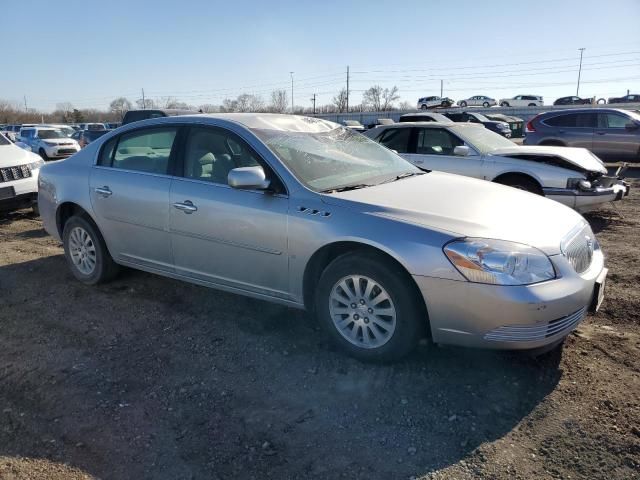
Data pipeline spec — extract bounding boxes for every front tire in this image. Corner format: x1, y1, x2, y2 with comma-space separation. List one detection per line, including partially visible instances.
528, 103, 537, 107
420, 104, 427, 110
39, 148, 49, 161
62, 215, 119, 285
315, 252, 423, 362
483, 102, 490, 107
496, 175, 543, 195
500, 102, 510, 107
459, 101, 467, 107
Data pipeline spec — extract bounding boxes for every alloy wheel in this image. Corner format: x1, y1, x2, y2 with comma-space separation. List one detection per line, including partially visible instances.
68, 226, 97, 275
329, 275, 397, 349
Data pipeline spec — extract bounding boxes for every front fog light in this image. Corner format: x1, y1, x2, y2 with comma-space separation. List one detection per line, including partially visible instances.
444, 238, 556, 285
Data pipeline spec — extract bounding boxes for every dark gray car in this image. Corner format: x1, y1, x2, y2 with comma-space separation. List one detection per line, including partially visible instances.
524, 108, 640, 162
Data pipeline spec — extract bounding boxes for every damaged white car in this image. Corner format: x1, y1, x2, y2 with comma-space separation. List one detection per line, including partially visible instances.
365, 122, 629, 212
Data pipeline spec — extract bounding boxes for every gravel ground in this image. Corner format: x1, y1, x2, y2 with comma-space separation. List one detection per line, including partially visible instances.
0, 183, 638, 480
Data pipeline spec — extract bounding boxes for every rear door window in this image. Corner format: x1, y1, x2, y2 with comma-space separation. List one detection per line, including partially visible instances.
109, 127, 178, 174
378, 128, 411, 153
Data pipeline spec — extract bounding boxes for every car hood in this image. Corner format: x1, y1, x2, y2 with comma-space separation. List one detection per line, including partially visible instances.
0, 144, 40, 167
490, 145, 607, 174
321, 172, 585, 255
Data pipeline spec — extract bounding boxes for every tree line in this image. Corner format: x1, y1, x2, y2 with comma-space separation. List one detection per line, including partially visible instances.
1, 85, 410, 124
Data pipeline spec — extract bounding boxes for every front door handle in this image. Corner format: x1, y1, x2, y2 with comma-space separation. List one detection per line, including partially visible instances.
94, 186, 112, 197
413, 159, 424, 164
595, 131, 606, 135
173, 200, 198, 214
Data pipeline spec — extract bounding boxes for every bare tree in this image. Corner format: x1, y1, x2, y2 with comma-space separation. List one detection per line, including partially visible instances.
135, 98, 157, 109
270, 90, 288, 113
398, 100, 413, 111
332, 88, 348, 113
198, 104, 219, 113
362, 86, 383, 111
381, 86, 400, 111
109, 97, 132, 119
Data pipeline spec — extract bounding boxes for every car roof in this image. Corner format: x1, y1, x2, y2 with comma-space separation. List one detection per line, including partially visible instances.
536, 107, 630, 116
118, 113, 342, 133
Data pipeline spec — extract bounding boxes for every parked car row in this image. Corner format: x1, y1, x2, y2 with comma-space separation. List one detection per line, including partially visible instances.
35, 113, 620, 363
416, 93, 640, 110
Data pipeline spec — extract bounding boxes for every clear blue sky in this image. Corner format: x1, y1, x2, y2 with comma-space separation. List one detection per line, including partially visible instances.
2, 0, 639, 111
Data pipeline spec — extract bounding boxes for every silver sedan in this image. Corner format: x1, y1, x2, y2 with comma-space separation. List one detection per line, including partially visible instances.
38, 114, 607, 362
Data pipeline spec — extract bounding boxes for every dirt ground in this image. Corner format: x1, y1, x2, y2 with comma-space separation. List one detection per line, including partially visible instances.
0, 183, 638, 480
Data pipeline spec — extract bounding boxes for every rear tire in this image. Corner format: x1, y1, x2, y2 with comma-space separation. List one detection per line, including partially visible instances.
62, 215, 119, 285
460, 101, 467, 107
420, 104, 427, 110
495, 175, 543, 195
315, 251, 423, 362
528, 103, 537, 107
31, 204, 40, 216
483, 102, 490, 107
500, 102, 510, 107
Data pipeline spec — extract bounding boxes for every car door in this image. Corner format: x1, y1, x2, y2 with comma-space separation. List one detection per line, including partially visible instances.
545, 113, 595, 149
594, 112, 638, 160
168, 125, 290, 298
89, 125, 178, 271
402, 127, 484, 178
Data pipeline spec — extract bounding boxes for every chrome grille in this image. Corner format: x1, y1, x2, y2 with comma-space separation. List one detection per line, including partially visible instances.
561, 223, 595, 274
0, 164, 31, 183
484, 307, 586, 342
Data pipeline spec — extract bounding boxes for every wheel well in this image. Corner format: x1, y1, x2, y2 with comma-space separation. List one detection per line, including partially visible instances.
56, 202, 93, 238
493, 173, 543, 194
302, 241, 430, 336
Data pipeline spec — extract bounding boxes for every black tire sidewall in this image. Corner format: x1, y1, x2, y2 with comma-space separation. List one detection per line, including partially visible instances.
460, 101, 467, 107
62, 216, 110, 285
39, 148, 49, 161
315, 253, 422, 362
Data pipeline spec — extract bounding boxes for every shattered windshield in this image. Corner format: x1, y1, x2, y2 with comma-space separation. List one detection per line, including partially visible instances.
252, 126, 419, 192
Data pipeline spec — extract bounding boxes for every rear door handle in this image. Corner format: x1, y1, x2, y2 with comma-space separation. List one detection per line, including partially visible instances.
173, 200, 198, 214
94, 186, 112, 197
596, 131, 606, 135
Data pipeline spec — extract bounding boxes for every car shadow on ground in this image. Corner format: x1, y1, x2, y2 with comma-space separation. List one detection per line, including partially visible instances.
584, 206, 632, 234
0, 255, 566, 479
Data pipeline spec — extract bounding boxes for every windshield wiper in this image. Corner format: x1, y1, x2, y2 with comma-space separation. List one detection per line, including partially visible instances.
321, 183, 373, 193
380, 171, 426, 184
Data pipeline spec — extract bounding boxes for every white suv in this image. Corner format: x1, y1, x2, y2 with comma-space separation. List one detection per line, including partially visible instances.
499, 95, 544, 107
417, 96, 453, 109
0, 133, 43, 214
19, 127, 80, 160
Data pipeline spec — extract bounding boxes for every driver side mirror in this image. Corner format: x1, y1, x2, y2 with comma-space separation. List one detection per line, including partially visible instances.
453, 145, 470, 156
625, 122, 639, 130
228, 166, 271, 190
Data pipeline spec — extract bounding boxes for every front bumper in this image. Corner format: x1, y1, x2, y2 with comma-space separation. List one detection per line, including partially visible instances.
543, 180, 630, 212
413, 248, 604, 350
42, 144, 80, 159
0, 169, 39, 212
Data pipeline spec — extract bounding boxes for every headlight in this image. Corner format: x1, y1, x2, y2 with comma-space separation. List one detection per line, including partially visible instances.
567, 178, 592, 190
43, 141, 58, 147
497, 123, 509, 130
27, 158, 45, 170
444, 238, 556, 285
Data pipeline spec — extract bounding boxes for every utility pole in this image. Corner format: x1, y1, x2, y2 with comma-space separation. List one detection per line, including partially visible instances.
311, 93, 316, 115
23, 95, 28, 112
346, 66, 350, 113
440, 80, 443, 98
290, 72, 294, 114
141, 88, 146, 109
576, 48, 585, 96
